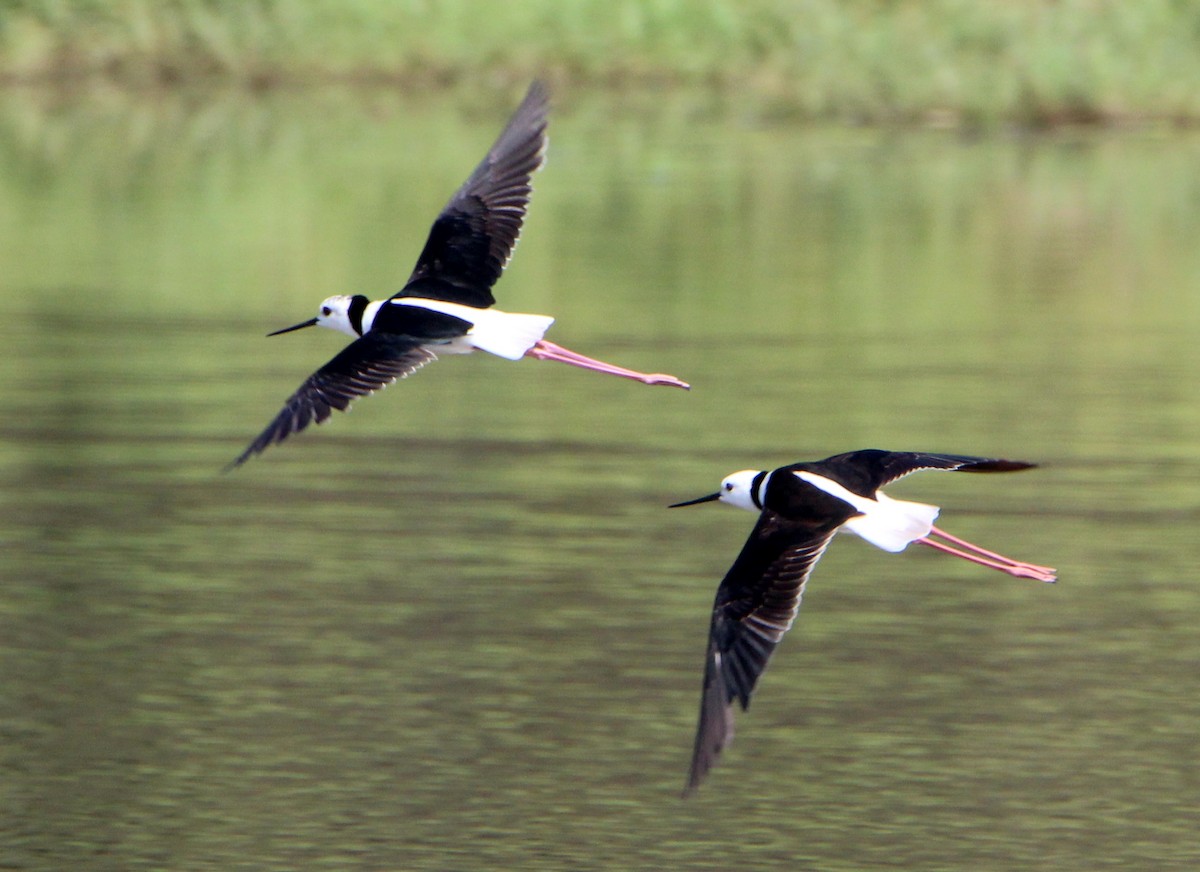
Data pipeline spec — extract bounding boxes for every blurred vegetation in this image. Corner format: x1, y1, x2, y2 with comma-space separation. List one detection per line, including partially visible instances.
1, 0, 1199, 125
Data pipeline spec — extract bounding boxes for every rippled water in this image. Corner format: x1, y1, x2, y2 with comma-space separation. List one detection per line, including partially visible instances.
1, 89, 1198, 870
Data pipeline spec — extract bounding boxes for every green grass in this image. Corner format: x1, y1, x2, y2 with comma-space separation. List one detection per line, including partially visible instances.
2, 0, 1200, 125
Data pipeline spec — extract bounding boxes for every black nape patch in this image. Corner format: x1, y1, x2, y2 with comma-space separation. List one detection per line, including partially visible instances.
347, 295, 370, 335
750, 470, 769, 510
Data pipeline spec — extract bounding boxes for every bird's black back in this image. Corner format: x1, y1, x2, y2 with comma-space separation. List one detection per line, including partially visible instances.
783, 450, 1035, 498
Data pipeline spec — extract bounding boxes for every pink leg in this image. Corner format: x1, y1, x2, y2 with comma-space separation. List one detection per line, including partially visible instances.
525, 340, 690, 389
929, 525, 1057, 574
917, 525, 1056, 583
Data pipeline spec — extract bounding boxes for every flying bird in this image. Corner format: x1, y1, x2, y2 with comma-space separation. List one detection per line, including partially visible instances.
669, 449, 1056, 795
231, 81, 688, 468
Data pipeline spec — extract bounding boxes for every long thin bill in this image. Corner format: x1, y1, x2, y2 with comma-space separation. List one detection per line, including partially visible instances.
917, 525, 1056, 583
668, 492, 722, 508
526, 340, 690, 389
267, 317, 319, 337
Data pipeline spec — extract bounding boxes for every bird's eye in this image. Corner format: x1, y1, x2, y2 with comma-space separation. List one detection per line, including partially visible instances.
321, 307, 332, 317
724, 482, 734, 491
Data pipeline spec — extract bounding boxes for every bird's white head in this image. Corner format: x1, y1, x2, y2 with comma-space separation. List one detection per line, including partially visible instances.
267, 294, 369, 339
669, 469, 765, 513
313, 295, 364, 338
718, 470, 764, 513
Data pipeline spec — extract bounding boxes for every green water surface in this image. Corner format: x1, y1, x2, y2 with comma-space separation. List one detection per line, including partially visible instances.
1, 87, 1197, 870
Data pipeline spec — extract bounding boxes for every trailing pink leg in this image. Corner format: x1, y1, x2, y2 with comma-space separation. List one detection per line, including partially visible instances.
525, 340, 690, 389
930, 526, 1056, 574
917, 526, 1056, 582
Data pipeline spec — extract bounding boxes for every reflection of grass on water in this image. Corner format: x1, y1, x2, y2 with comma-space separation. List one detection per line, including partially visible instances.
4, 83, 1200, 332
1, 0, 1198, 126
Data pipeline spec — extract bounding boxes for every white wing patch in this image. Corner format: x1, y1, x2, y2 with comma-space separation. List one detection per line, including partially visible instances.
795, 471, 940, 553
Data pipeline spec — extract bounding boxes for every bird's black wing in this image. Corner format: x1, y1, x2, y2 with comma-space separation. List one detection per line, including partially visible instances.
392, 81, 549, 308
684, 512, 838, 796
229, 333, 437, 468
810, 450, 1036, 496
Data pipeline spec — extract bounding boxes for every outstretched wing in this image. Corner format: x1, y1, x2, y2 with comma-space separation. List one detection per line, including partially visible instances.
684, 513, 838, 796
230, 333, 436, 468
809, 450, 1036, 496
393, 81, 549, 308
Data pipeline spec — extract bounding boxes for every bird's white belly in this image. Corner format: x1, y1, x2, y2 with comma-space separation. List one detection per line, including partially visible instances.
434, 335, 479, 355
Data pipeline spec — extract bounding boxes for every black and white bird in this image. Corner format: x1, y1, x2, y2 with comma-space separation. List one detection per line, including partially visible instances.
231, 81, 688, 468
669, 449, 1056, 795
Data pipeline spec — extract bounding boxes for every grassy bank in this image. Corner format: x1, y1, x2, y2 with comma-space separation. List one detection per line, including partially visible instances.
1, 0, 1199, 126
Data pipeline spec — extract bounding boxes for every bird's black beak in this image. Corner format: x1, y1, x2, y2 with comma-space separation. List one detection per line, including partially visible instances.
668, 492, 722, 508
267, 317, 319, 337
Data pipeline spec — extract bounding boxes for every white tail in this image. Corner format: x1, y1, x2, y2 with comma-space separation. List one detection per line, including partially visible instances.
468, 309, 555, 360
842, 492, 939, 553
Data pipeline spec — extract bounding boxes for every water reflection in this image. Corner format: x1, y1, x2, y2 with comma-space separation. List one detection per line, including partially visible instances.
1, 89, 1198, 870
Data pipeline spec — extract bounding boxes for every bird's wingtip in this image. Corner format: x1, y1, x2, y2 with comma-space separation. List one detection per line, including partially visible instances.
222, 453, 250, 473
971, 458, 1039, 473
